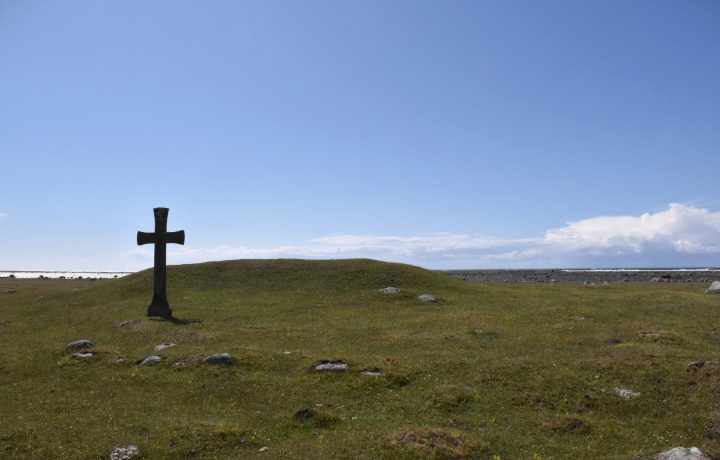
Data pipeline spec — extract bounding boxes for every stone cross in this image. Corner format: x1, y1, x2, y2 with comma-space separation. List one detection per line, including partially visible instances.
137, 207, 185, 319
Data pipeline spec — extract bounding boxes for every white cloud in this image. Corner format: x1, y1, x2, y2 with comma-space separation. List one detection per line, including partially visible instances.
122, 204, 720, 268
0, 213, 7, 219
542, 203, 720, 254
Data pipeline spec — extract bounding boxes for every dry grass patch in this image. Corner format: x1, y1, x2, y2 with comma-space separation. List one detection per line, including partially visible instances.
386, 427, 484, 459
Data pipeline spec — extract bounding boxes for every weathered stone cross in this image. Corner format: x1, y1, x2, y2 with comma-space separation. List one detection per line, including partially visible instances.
137, 207, 185, 319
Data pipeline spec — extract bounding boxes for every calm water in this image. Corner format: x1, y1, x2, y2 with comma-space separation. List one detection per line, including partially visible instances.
0, 271, 133, 279
3, 268, 719, 280
561, 268, 719, 272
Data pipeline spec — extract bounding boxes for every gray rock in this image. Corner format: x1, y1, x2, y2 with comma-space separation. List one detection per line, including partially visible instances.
204, 352, 233, 365
614, 387, 640, 399
687, 360, 720, 370
109, 444, 141, 460
117, 320, 135, 327
652, 447, 710, 460
115, 356, 126, 363
259, 446, 269, 452
314, 360, 348, 372
418, 293, 438, 303
67, 339, 94, 350
706, 281, 720, 294
137, 355, 162, 366
154, 343, 176, 352
361, 368, 383, 377
72, 352, 96, 359
379, 287, 401, 294
1, 288, 16, 294
583, 280, 594, 286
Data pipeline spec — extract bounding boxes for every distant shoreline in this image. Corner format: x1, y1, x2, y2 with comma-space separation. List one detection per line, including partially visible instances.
442, 269, 720, 283
0, 271, 133, 279
3, 268, 720, 282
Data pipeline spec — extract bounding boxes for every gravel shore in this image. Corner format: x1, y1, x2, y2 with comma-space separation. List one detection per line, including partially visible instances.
442, 269, 720, 284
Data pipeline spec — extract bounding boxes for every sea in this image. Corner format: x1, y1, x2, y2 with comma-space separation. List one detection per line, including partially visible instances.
0, 271, 133, 279
2, 268, 719, 281
561, 268, 719, 272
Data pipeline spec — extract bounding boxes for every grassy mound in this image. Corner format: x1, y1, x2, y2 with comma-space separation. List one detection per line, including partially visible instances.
1, 259, 719, 458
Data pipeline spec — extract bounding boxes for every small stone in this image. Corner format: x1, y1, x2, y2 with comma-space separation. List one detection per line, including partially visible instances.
35, 296, 44, 302
259, 446, 269, 452
361, 368, 383, 377
706, 281, 720, 294
1, 288, 16, 294
154, 343, 176, 352
605, 337, 621, 344
174, 361, 188, 367
379, 287, 401, 294
204, 352, 233, 365
67, 339, 94, 350
651, 446, 710, 460
687, 360, 720, 370
314, 360, 348, 372
614, 387, 640, 399
418, 293, 438, 303
583, 280, 594, 287
117, 320, 135, 327
72, 352, 96, 359
109, 444, 141, 460
137, 355, 162, 366
115, 356, 126, 363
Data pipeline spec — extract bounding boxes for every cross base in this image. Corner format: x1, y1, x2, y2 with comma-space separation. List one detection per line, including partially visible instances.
147, 301, 173, 319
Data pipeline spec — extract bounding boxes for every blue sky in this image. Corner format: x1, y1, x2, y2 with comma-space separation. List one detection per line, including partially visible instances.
1, 0, 719, 271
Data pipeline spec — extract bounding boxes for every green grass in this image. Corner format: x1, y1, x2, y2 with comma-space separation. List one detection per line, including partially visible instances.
1, 258, 719, 459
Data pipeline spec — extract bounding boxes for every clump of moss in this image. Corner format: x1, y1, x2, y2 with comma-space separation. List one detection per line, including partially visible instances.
542, 416, 591, 434
293, 407, 338, 427
386, 373, 411, 388
431, 385, 474, 412
206, 424, 261, 451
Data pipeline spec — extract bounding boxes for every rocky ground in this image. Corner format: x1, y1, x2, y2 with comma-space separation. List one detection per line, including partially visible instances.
442, 269, 720, 283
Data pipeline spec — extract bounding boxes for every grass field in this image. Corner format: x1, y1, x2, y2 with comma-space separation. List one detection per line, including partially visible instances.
1, 259, 719, 459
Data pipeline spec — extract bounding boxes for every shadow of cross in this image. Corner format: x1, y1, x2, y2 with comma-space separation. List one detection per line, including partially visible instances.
137, 207, 185, 319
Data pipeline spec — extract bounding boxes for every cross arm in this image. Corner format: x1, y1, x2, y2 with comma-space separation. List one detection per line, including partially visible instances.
137, 231, 156, 246
166, 230, 185, 245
